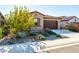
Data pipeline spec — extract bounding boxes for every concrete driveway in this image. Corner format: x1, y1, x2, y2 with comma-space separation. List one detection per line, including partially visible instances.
51, 29, 79, 38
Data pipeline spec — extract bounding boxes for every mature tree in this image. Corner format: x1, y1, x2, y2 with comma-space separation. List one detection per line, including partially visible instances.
5, 6, 34, 34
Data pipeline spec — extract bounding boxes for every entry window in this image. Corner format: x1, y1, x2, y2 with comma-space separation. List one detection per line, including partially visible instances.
34, 18, 40, 26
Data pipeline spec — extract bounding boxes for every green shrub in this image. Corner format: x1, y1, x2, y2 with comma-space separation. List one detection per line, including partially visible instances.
2, 25, 10, 36
15, 31, 27, 39
5, 6, 35, 34
40, 38, 46, 41
28, 32, 47, 41
0, 28, 3, 39
56, 34, 61, 37
45, 30, 56, 35
38, 32, 50, 37
28, 32, 37, 36
65, 23, 78, 32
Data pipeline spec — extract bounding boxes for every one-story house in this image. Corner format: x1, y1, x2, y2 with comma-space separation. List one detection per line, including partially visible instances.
30, 11, 61, 31
30, 11, 79, 31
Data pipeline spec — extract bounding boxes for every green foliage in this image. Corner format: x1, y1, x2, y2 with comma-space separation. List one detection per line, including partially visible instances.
40, 38, 46, 41
45, 30, 56, 35
38, 32, 50, 37
0, 28, 3, 39
5, 6, 34, 34
31, 32, 50, 37
28, 32, 47, 41
15, 31, 27, 39
65, 23, 78, 32
36, 34, 46, 41
28, 33, 37, 36
56, 34, 61, 37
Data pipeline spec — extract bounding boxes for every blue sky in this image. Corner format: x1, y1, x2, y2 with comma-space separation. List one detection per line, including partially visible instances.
0, 5, 79, 17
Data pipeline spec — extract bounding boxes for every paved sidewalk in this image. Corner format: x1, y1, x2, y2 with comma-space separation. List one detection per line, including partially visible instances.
47, 44, 79, 53
39, 37, 79, 52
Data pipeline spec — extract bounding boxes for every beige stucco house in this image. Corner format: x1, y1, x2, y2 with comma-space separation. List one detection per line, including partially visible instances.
30, 11, 61, 31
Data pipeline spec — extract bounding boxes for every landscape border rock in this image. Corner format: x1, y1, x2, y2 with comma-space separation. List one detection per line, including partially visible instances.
0, 41, 46, 53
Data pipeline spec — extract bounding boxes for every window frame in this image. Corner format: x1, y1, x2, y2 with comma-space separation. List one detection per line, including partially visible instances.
34, 18, 40, 26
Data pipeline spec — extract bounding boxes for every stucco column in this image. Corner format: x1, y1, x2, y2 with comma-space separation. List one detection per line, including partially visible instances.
57, 20, 60, 29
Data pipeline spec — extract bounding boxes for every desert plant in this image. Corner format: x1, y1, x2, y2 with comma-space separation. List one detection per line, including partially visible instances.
5, 6, 35, 34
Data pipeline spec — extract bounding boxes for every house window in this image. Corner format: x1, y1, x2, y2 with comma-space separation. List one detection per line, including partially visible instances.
34, 18, 40, 26
74, 18, 76, 22
1, 21, 4, 25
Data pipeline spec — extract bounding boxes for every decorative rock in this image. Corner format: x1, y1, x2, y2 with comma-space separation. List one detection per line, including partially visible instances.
0, 42, 46, 53
0, 37, 10, 45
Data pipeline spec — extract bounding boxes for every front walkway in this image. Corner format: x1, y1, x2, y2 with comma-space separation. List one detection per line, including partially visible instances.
40, 37, 79, 52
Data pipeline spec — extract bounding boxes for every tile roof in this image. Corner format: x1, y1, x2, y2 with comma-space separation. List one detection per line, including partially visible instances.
30, 11, 62, 19
30, 11, 78, 21
60, 16, 76, 21
30, 11, 45, 16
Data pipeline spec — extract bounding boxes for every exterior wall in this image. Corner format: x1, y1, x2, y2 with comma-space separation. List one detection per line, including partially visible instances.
44, 19, 58, 20
57, 20, 61, 29
31, 12, 44, 31
60, 21, 68, 28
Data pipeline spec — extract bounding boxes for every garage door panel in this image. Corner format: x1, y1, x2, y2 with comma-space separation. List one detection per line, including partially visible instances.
44, 20, 58, 29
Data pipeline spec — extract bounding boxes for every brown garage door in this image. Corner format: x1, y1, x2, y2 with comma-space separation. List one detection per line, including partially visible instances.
44, 20, 58, 29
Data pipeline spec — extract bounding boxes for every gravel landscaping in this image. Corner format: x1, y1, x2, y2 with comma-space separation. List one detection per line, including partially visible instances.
0, 30, 61, 45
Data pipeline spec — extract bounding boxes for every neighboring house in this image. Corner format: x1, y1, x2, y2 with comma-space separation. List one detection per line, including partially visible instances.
30, 11, 61, 31
0, 12, 5, 26
60, 16, 79, 28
